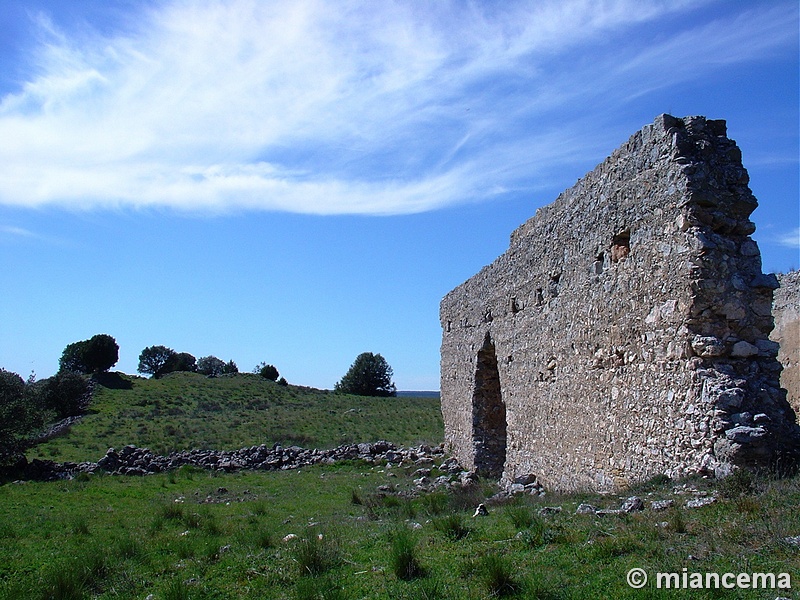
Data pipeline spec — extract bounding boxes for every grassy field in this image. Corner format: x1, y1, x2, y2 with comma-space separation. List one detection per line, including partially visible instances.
1, 462, 800, 598
5, 372, 800, 598
30, 372, 443, 462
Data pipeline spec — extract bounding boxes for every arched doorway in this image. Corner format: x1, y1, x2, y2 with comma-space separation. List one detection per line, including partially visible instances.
472, 333, 507, 479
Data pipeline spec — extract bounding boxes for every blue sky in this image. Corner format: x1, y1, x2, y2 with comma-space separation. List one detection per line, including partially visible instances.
0, 0, 798, 390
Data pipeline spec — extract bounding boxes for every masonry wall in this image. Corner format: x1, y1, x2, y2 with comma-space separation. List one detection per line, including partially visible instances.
440, 115, 799, 492
772, 271, 800, 415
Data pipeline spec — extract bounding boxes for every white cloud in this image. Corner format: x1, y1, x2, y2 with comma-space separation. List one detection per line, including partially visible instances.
777, 228, 800, 249
0, 0, 794, 214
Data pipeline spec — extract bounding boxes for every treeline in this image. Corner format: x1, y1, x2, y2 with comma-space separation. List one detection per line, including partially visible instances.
1, 333, 288, 466
137, 346, 287, 385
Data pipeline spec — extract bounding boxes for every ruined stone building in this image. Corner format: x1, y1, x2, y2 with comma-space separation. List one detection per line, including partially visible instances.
440, 115, 799, 492
772, 271, 799, 414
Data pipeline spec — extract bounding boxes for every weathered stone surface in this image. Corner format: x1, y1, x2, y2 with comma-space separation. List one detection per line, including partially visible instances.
771, 271, 799, 414
440, 114, 800, 492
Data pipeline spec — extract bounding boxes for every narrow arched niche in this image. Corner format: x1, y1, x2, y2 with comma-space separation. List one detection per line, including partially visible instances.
471, 332, 507, 479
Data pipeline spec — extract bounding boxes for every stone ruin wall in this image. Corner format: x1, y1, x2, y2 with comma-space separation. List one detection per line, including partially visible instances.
772, 271, 800, 414
440, 115, 799, 493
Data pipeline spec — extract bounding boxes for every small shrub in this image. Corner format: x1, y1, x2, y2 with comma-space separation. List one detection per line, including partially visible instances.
481, 554, 519, 597
433, 514, 471, 541
389, 527, 425, 580
350, 489, 363, 505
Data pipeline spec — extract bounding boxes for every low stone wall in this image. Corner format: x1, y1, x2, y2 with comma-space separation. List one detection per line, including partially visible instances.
10, 441, 446, 481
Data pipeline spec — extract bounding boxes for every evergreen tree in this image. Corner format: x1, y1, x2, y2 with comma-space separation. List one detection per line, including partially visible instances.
335, 352, 396, 397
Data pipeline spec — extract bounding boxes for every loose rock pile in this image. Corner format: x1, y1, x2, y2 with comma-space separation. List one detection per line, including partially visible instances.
13, 441, 449, 481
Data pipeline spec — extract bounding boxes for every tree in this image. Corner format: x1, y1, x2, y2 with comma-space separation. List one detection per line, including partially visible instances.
0, 369, 43, 465
59, 340, 89, 374
83, 334, 119, 373
222, 360, 239, 375
197, 356, 226, 377
138, 345, 176, 378
35, 372, 90, 418
259, 364, 279, 381
167, 352, 197, 374
59, 334, 119, 374
335, 352, 396, 397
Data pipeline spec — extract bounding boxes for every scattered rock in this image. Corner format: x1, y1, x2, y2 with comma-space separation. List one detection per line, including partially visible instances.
685, 496, 717, 509
620, 496, 645, 513
472, 504, 488, 518
538, 506, 562, 516
575, 503, 597, 515
650, 499, 675, 511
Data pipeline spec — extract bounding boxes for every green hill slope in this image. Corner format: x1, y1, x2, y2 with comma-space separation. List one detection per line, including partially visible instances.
31, 372, 443, 463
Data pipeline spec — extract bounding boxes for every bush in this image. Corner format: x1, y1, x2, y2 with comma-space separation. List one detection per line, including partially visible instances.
0, 369, 43, 466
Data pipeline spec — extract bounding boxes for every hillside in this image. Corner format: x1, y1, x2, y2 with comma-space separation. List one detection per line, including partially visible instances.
30, 371, 443, 463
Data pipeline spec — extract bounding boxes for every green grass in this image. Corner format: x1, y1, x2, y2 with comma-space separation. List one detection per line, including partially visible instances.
8, 372, 800, 597
2, 463, 800, 598
31, 371, 443, 462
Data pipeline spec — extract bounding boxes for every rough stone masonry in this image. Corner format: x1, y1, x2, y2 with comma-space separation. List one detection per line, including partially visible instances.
440, 114, 800, 492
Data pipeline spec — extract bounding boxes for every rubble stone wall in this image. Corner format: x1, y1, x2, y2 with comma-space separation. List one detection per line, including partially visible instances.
772, 271, 800, 414
440, 115, 798, 492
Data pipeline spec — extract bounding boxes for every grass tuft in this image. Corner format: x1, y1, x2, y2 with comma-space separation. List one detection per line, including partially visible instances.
481, 554, 519, 597
433, 513, 471, 541
389, 526, 425, 580
292, 529, 340, 577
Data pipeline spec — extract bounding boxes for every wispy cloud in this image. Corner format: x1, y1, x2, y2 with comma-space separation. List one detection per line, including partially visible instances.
0, 0, 794, 215
0, 225, 36, 237
777, 228, 800, 249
